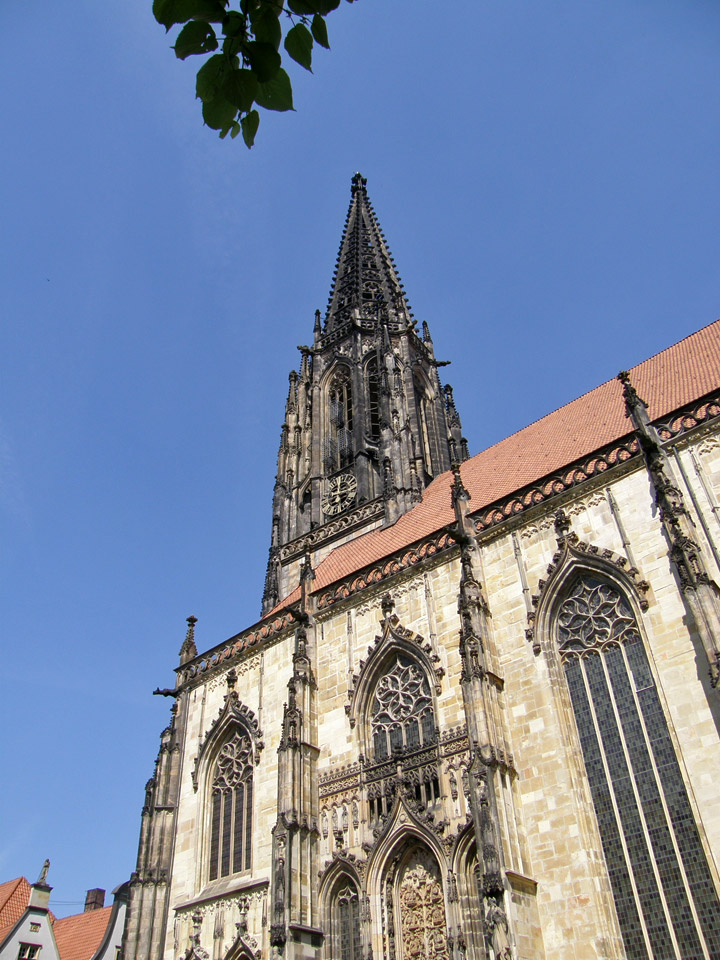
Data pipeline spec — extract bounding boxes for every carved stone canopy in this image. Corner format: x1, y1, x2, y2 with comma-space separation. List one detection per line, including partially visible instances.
345, 609, 444, 728
191, 690, 264, 791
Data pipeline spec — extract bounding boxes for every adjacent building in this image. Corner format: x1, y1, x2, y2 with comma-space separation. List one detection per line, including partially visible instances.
0, 870, 126, 960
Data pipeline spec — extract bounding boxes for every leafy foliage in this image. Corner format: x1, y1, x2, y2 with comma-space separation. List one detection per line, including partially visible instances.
153, 0, 355, 146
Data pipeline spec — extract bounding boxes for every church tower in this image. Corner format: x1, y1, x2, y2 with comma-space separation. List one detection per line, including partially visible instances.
263, 173, 468, 615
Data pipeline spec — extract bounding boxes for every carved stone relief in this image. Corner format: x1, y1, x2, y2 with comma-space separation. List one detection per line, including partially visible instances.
397, 849, 449, 960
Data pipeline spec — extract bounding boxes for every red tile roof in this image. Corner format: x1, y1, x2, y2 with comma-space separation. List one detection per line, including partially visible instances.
272, 318, 720, 611
53, 907, 113, 960
0, 877, 31, 945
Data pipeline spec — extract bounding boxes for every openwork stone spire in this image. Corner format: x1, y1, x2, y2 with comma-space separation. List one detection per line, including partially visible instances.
325, 173, 413, 331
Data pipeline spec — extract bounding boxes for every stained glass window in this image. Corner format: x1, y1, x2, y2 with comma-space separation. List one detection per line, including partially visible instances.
557, 574, 720, 959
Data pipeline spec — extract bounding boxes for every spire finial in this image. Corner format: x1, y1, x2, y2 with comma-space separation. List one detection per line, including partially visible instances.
351, 172, 367, 195
451, 462, 470, 506
179, 616, 198, 665
36, 859, 50, 885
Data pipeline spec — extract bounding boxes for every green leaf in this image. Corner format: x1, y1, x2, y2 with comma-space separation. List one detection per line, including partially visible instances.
250, 5, 282, 50
154, 0, 226, 29
202, 95, 237, 130
222, 10, 247, 38
222, 68, 258, 112
254, 67, 294, 111
312, 0, 340, 13
310, 14, 329, 49
196, 54, 227, 101
287, 0, 316, 14
174, 21, 218, 59
284, 23, 313, 71
244, 41, 281, 82
230, 121, 241, 139
241, 109, 260, 147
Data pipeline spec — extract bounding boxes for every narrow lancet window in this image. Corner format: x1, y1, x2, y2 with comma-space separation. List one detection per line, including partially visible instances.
208, 729, 253, 881
331, 881, 362, 960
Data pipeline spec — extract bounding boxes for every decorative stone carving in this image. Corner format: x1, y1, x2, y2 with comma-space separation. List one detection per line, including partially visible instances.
397, 849, 449, 960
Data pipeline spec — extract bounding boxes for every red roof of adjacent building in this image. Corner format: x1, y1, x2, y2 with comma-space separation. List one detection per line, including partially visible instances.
53, 907, 113, 960
272, 318, 720, 611
0, 877, 32, 945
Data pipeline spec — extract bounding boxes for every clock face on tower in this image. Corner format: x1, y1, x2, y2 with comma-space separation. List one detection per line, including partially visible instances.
322, 473, 357, 517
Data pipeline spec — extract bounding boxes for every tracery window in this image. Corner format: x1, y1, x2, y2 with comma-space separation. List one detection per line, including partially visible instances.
371, 655, 435, 760
326, 369, 354, 472
330, 881, 362, 960
557, 574, 720, 960
208, 728, 253, 881
367, 655, 440, 823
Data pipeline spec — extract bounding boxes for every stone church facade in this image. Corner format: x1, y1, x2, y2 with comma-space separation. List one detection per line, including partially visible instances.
122, 175, 720, 960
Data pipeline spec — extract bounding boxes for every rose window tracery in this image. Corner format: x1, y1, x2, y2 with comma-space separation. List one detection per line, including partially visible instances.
367, 655, 440, 823
371, 655, 435, 759
557, 576, 637, 654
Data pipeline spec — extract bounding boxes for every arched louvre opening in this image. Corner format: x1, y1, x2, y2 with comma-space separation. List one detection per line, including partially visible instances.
329, 880, 362, 960
366, 356, 381, 442
208, 729, 253, 881
413, 377, 432, 480
326, 368, 354, 472
557, 574, 720, 960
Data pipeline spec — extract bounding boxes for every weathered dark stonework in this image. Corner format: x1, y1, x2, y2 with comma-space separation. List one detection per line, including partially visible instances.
263, 174, 467, 616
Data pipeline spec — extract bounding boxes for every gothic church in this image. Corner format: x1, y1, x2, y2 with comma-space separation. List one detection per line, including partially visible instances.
122, 174, 720, 960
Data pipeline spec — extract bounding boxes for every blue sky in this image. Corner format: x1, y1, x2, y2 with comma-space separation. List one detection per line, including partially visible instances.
1, 0, 719, 916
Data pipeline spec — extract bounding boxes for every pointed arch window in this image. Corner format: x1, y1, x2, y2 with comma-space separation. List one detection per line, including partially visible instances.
326, 368, 354, 472
556, 573, 720, 960
208, 728, 254, 881
329, 880, 362, 960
